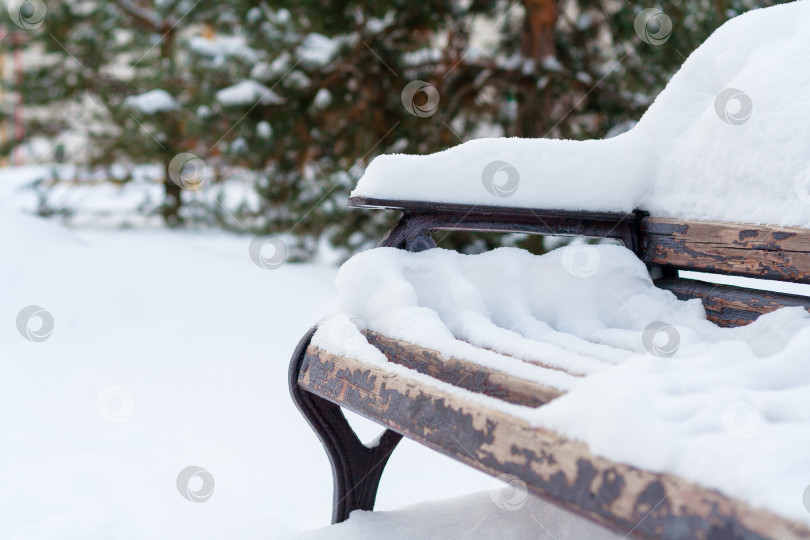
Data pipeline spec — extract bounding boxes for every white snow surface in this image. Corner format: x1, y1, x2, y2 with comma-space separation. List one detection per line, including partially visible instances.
299, 488, 620, 540
188, 35, 259, 63
353, 2, 810, 228
0, 166, 620, 539
319, 244, 810, 526
124, 89, 179, 114
216, 80, 284, 106
298, 33, 347, 66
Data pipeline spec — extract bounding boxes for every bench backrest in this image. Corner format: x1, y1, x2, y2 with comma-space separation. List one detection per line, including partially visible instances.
350, 197, 810, 327
641, 217, 810, 326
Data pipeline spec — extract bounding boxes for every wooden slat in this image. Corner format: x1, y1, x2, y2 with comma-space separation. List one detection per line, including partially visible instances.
643, 217, 810, 284
363, 331, 563, 407
656, 278, 810, 327
300, 345, 810, 540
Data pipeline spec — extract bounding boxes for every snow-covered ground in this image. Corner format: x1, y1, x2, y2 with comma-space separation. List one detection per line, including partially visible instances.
9, 4, 810, 535
0, 166, 618, 539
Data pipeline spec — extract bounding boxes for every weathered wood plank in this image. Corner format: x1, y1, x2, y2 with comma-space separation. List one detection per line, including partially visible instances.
299, 346, 810, 540
363, 331, 564, 407
643, 218, 810, 283
655, 278, 810, 327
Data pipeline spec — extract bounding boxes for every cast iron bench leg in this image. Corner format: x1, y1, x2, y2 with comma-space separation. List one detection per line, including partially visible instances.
286, 213, 432, 523
289, 327, 403, 523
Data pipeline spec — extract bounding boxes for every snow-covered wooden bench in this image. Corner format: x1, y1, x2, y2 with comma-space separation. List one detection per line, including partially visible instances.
289, 197, 810, 539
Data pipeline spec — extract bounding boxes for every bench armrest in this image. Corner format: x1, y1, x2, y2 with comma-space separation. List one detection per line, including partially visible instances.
349, 196, 645, 253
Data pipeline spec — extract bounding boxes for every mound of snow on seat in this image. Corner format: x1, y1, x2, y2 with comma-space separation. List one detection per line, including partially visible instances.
353, 2, 810, 227
317, 244, 810, 525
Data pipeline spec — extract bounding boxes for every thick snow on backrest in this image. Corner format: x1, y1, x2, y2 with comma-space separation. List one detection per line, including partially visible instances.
353, 2, 810, 227
641, 1, 810, 225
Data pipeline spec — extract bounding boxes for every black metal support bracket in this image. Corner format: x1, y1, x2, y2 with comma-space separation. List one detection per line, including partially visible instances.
289, 327, 403, 524
361, 197, 646, 253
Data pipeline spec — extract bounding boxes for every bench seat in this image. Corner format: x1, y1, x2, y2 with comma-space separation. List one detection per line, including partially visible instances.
297, 330, 810, 539
289, 198, 810, 539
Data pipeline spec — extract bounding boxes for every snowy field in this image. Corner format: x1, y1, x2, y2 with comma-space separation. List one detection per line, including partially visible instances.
7, 4, 810, 534
0, 166, 617, 539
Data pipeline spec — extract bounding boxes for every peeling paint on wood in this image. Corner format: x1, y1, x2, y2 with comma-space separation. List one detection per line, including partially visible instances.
642, 218, 810, 283
655, 278, 810, 327
299, 346, 810, 540
363, 331, 563, 406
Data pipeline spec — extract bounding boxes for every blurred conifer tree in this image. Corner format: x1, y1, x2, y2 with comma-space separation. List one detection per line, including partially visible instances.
15, 0, 789, 253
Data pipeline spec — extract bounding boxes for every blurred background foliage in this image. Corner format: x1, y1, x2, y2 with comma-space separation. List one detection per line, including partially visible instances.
4, 0, 791, 259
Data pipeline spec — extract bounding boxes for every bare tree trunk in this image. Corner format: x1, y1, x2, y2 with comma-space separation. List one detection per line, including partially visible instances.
160, 154, 182, 226
517, 0, 557, 138
522, 0, 557, 65
112, 1, 185, 225
160, 26, 183, 226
